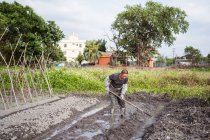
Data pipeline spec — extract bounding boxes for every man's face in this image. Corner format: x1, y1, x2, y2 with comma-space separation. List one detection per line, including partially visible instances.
120, 73, 128, 80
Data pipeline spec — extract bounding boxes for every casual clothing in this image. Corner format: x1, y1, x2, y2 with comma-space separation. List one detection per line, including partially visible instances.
109, 85, 125, 109
104, 73, 128, 110
109, 73, 128, 88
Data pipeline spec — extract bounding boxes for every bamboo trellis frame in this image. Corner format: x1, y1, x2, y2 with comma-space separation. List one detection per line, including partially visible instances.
0, 28, 53, 110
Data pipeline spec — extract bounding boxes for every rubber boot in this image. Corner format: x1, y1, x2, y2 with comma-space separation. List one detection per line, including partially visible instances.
120, 108, 126, 118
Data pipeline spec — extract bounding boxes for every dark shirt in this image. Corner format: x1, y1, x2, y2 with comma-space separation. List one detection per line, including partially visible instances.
109, 73, 128, 88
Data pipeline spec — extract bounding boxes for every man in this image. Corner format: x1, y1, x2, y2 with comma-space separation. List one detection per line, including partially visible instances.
104, 69, 128, 117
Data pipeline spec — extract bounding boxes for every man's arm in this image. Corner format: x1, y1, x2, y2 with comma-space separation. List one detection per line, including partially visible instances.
121, 84, 128, 96
120, 78, 128, 99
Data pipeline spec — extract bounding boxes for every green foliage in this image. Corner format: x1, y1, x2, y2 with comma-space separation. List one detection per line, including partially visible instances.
207, 53, 210, 64
0, 1, 65, 64
76, 52, 84, 64
48, 69, 105, 94
165, 57, 174, 66
33, 68, 210, 100
96, 39, 107, 52
51, 68, 209, 100
1, 67, 209, 100
84, 40, 102, 64
112, 1, 189, 66
184, 46, 202, 63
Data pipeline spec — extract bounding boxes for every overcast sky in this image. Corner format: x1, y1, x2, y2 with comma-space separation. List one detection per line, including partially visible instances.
2, 0, 210, 58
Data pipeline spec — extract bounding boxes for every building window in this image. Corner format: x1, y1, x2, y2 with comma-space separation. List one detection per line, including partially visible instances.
63, 51, 67, 55
64, 44, 67, 47
76, 43, 78, 46
79, 44, 82, 47
72, 50, 75, 52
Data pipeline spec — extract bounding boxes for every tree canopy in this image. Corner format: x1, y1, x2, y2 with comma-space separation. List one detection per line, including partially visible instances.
84, 40, 102, 64
112, 1, 189, 66
0, 1, 65, 64
207, 53, 210, 64
96, 39, 107, 52
184, 46, 202, 64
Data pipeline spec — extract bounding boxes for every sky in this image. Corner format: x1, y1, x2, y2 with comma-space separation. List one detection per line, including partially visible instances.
1, 0, 210, 58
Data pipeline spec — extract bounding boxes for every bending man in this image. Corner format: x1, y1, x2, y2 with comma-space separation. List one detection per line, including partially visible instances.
104, 69, 128, 117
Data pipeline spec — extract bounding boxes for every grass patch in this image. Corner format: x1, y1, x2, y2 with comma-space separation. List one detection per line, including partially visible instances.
1, 67, 210, 100
47, 67, 210, 100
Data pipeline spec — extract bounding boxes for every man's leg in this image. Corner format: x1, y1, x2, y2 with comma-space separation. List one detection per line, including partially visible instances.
117, 93, 126, 117
109, 91, 117, 117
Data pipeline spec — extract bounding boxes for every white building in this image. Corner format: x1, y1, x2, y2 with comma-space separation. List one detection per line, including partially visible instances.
59, 34, 86, 62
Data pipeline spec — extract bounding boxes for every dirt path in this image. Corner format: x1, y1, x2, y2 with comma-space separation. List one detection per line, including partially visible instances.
0, 92, 209, 140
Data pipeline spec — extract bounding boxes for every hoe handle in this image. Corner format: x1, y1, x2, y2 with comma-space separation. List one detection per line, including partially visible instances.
109, 90, 151, 117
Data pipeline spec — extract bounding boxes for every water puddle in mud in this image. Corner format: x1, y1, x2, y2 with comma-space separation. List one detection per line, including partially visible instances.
131, 105, 165, 140
77, 129, 103, 139
95, 120, 110, 129
41, 101, 160, 140
44, 101, 109, 140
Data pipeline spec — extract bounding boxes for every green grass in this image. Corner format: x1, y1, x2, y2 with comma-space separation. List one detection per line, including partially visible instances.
1, 66, 210, 100
47, 67, 210, 100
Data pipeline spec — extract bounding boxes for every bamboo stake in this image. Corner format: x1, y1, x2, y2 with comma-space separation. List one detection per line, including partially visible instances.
0, 89, 6, 110
42, 53, 53, 97
0, 52, 19, 107
0, 27, 8, 41
8, 34, 22, 66
27, 56, 38, 98
13, 49, 27, 103
21, 46, 33, 102
35, 56, 52, 97
35, 57, 44, 97
0, 75, 8, 108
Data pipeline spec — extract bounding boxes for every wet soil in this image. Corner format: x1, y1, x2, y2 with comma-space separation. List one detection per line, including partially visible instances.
36, 92, 171, 140
142, 98, 210, 140
1, 92, 210, 140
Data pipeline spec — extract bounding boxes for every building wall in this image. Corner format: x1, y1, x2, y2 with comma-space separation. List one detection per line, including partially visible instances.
59, 34, 86, 62
98, 57, 111, 65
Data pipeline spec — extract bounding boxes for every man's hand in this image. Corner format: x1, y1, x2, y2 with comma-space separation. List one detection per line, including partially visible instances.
120, 94, 125, 100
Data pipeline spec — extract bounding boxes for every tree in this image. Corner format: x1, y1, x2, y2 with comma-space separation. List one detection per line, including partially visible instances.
165, 57, 174, 66
184, 46, 202, 64
112, 1, 189, 67
84, 40, 102, 64
155, 55, 166, 67
96, 39, 107, 52
0, 1, 65, 64
76, 52, 84, 64
207, 53, 210, 64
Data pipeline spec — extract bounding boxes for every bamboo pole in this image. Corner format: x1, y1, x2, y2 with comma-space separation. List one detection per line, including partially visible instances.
0, 75, 8, 108
0, 89, 7, 110
13, 50, 27, 103
27, 56, 38, 98
0, 52, 19, 107
35, 56, 53, 97
42, 53, 53, 96
0, 27, 8, 41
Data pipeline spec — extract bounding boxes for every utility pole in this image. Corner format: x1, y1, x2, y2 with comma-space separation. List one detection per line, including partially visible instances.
172, 48, 175, 65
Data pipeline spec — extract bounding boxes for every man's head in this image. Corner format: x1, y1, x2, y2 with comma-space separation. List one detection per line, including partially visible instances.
119, 69, 128, 80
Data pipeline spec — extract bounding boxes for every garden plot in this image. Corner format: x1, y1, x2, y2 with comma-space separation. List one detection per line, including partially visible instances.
0, 92, 209, 140
0, 95, 99, 140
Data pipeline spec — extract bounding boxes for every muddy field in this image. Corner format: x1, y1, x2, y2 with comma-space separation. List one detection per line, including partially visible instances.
0, 92, 210, 140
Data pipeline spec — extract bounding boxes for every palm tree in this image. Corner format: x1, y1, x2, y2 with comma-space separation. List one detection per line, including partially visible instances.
84, 41, 102, 64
